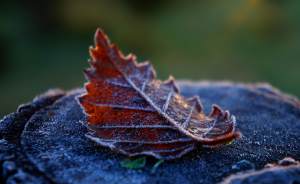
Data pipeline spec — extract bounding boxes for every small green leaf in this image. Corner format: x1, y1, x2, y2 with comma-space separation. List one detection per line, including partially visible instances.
120, 157, 147, 169
225, 139, 234, 146
151, 159, 164, 173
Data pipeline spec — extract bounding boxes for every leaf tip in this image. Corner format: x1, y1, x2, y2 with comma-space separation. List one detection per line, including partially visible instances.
209, 104, 223, 118
94, 28, 111, 48
164, 75, 180, 93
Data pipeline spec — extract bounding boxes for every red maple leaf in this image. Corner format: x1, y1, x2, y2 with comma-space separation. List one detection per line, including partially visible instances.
78, 28, 240, 160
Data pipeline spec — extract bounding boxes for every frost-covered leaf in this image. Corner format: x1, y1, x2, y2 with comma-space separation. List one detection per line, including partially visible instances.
78, 28, 240, 160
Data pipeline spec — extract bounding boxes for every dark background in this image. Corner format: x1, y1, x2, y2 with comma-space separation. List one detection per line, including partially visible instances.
0, 0, 299, 117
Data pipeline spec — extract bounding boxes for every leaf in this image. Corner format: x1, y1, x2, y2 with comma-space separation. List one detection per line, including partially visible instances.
120, 157, 147, 169
151, 159, 164, 173
78, 28, 240, 160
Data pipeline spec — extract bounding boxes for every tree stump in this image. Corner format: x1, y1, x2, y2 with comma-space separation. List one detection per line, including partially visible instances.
1, 81, 300, 184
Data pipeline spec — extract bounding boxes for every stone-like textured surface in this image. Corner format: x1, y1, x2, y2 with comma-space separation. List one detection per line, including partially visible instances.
223, 157, 300, 184
0, 89, 65, 184
1, 82, 300, 184
223, 165, 300, 184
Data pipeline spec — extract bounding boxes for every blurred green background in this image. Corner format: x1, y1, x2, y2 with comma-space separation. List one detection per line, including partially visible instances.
0, 0, 299, 117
